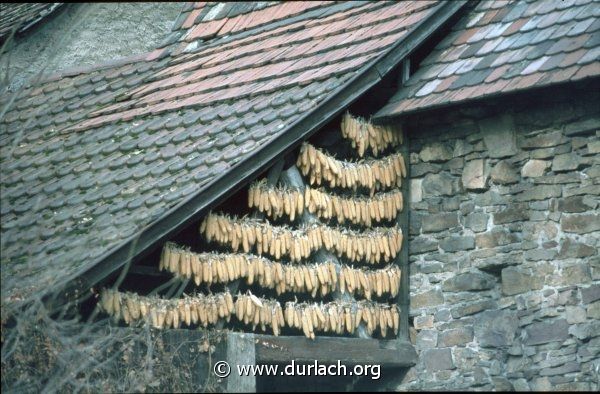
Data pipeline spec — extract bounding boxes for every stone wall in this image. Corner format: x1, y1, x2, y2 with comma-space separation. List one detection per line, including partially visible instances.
2, 3, 182, 92
392, 84, 599, 391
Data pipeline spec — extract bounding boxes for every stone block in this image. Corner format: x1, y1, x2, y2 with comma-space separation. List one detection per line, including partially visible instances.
414, 315, 434, 330
422, 212, 459, 233
568, 320, 600, 340
560, 213, 600, 234
557, 238, 598, 259
420, 143, 453, 163
554, 195, 595, 213
440, 235, 475, 252
511, 379, 530, 391
516, 185, 562, 201
588, 140, 600, 154
565, 306, 586, 324
410, 178, 423, 203
587, 301, 600, 319
416, 329, 438, 350
490, 160, 519, 184
523, 248, 557, 261
422, 348, 455, 371
454, 139, 474, 157
493, 204, 529, 224
411, 162, 441, 177
438, 327, 474, 347
481, 114, 519, 158
530, 144, 571, 159
411, 237, 439, 254
474, 190, 506, 206
476, 228, 519, 249
581, 284, 600, 304
552, 153, 582, 172
442, 272, 496, 292
412, 289, 444, 309
462, 159, 489, 191
521, 129, 565, 149
422, 172, 454, 197
474, 309, 518, 348
564, 117, 600, 136
501, 267, 542, 296
465, 212, 488, 232
521, 159, 549, 177
524, 319, 569, 345
560, 263, 592, 286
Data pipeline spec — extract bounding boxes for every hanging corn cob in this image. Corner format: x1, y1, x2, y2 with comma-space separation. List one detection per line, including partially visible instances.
338, 264, 401, 300
160, 243, 401, 299
200, 212, 402, 264
234, 292, 285, 336
99, 289, 235, 329
284, 300, 400, 339
296, 142, 406, 194
305, 187, 403, 226
248, 181, 404, 226
340, 111, 403, 158
248, 179, 304, 221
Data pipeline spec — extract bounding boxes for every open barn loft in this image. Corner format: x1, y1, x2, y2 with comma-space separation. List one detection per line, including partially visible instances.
2, 0, 599, 392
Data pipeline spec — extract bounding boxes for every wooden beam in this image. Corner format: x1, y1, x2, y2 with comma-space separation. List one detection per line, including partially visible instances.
253, 334, 417, 368
394, 127, 411, 341
226, 332, 256, 393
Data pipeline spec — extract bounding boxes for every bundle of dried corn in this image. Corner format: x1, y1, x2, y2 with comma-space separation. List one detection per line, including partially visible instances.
248, 179, 304, 220
234, 293, 284, 336
339, 265, 401, 300
319, 225, 402, 264
99, 289, 234, 329
296, 143, 406, 194
284, 300, 399, 338
305, 187, 403, 226
200, 213, 312, 261
161, 243, 339, 297
161, 243, 400, 299
340, 112, 402, 157
249, 181, 403, 226
200, 212, 402, 263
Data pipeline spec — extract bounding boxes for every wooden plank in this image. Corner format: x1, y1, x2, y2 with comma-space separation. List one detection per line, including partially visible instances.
395, 126, 411, 342
253, 334, 417, 367
226, 332, 256, 393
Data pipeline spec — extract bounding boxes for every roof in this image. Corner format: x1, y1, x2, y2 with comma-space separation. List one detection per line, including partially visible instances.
376, 0, 600, 120
0, 3, 63, 40
0, 1, 465, 304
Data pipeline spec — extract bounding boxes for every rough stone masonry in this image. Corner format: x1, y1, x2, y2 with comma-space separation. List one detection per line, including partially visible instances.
386, 84, 599, 391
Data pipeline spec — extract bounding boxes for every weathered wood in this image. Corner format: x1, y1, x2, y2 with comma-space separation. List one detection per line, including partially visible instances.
226, 332, 256, 393
279, 165, 369, 339
395, 126, 410, 341
253, 334, 417, 367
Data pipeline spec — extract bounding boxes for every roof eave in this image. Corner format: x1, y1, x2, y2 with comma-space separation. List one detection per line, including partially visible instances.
374, 75, 600, 123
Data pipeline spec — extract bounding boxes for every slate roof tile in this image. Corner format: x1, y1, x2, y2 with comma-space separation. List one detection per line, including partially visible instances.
377, 0, 600, 119
0, 3, 63, 39
1, 1, 445, 303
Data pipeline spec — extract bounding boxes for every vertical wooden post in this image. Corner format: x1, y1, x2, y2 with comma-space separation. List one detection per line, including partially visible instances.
226, 332, 256, 393
395, 126, 410, 341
